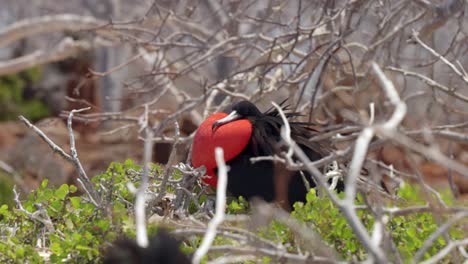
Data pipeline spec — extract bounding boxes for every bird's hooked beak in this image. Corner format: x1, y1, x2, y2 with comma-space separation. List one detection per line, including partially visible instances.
212, 111, 241, 131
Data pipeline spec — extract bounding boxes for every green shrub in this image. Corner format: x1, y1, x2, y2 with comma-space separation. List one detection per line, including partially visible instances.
0, 160, 145, 263
291, 185, 465, 262
0, 68, 50, 121
0, 160, 465, 263
0, 173, 14, 207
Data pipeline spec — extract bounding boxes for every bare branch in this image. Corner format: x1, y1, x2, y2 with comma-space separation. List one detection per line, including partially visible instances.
18, 116, 73, 161
134, 125, 154, 248
193, 147, 228, 264
13, 187, 55, 233
0, 14, 106, 48
153, 121, 180, 203
420, 238, 468, 264
18, 111, 100, 206
388, 66, 468, 104
0, 38, 111, 76
413, 211, 468, 263
67, 108, 100, 206
410, 30, 468, 85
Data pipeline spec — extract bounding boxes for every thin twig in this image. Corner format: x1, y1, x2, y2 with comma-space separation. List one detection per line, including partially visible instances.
18, 113, 100, 206
67, 108, 100, 206
420, 238, 468, 264
413, 211, 468, 263
13, 187, 55, 233
387, 66, 468, 104
411, 30, 468, 85
154, 121, 181, 203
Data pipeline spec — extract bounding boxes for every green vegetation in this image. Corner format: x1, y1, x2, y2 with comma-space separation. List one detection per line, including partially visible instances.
0, 68, 50, 121
0, 160, 465, 263
0, 67, 50, 210
0, 173, 14, 207
0, 160, 141, 263
292, 187, 464, 262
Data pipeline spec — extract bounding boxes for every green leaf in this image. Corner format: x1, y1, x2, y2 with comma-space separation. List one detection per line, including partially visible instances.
49, 200, 63, 212
69, 185, 78, 193
407, 227, 417, 237
306, 188, 316, 203
16, 247, 25, 258
124, 159, 133, 167
0, 204, 8, 212
70, 197, 81, 209
76, 245, 93, 251
113, 162, 124, 174
65, 218, 75, 230
72, 233, 82, 241
40, 188, 53, 201
41, 179, 49, 189
95, 219, 111, 232
50, 242, 63, 255
55, 184, 69, 200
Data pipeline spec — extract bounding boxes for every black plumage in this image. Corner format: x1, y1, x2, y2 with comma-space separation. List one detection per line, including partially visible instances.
212, 100, 340, 209
103, 229, 190, 264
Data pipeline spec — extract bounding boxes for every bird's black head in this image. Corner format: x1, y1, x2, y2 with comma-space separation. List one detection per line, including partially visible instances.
212, 101, 262, 130
231, 100, 262, 117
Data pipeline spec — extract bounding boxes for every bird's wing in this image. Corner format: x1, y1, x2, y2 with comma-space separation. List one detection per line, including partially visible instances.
263, 105, 329, 160
248, 117, 280, 156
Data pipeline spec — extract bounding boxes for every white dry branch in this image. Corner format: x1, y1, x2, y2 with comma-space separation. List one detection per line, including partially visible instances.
67, 108, 100, 206
13, 187, 56, 233
343, 62, 406, 260
3, 2, 468, 262
0, 14, 116, 76
272, 61, 409, 262
345, 61, 407, 204
134, 126, 154, 248
250, 199, 337, 260
387, 66, 468, 104
272, 102, 293, 160
383, 131, 468, 180
192, 147, 228, 264
292, 134, 388, 262
123, 103, 152, 248
420, 238, 468, 264
154, 121, 180, 204
0, 37, 106, 76
413, 211, 468, 263
0, 14, 105, 48
272, 99, 387, 261
138, 47, 204, 126
410, 30, 468, 86
18, 109, 100, 206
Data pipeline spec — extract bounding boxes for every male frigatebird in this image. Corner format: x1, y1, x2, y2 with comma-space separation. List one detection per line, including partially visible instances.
192, 100, 338, 210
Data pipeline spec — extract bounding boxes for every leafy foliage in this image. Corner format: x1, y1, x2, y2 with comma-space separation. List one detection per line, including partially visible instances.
0, 160, 147, 263
0, 67, 50, 121
291, 185, 465, 262
0, 173, 14, 207
0, 161, 465, 263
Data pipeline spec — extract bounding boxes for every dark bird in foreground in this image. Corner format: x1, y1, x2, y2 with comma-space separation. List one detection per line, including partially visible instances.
192, 100, 341, 210
103, 229, 190, 264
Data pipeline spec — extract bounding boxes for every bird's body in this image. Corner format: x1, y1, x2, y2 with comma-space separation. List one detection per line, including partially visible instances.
192, 100, 332, 209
